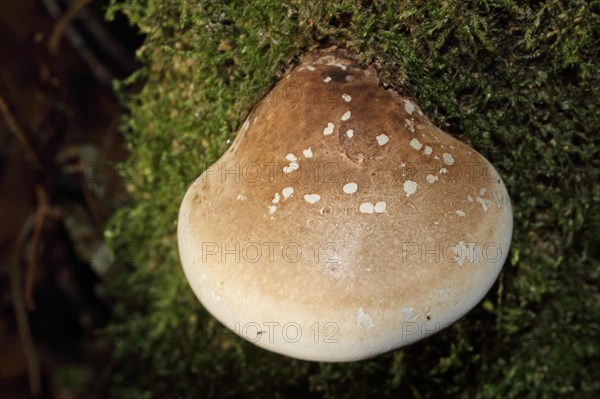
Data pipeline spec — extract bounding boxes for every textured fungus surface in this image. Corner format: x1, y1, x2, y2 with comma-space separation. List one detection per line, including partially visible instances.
178, 49, 513, 361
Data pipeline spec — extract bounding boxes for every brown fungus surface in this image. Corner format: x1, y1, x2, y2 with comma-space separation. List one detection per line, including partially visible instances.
178, 48, 513, 362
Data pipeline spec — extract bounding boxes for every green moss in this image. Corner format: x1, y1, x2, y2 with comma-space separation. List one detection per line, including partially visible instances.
104, 0, 599, 397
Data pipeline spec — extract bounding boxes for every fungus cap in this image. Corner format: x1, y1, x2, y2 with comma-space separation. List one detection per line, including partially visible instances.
178, 48, 513, 362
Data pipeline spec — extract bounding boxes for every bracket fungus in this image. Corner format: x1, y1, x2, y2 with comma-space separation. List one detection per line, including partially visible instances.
178, 48, 513, 362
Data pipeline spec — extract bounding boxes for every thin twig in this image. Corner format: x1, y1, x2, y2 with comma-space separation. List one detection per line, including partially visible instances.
40, 0, 113, 86
0, 94, 42, 169
48, 0, 93, 54
79, 171, 106, 227
24, 186, 51, 311
74, 2, 138, 73
8, 214, 42, 397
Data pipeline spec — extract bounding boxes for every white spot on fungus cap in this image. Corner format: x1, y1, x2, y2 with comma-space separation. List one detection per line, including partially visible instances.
376, 134, 389, 146
403, 180, 418, 196
343, 182, 358, 194
178, 48, 513, 362
304, 194, 321, 204
359, 202, 375, 214
374, 201, 387, 213
409, 138, 423, 150
323, 122, 335, 136
285, 153, 297, 162
282, 187, 294, 200
356, 308, 374, 328
443, 152, 455, 165
404, 99, 415, 114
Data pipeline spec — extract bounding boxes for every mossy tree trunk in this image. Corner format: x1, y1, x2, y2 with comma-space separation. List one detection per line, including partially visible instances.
104, 1, 599, 398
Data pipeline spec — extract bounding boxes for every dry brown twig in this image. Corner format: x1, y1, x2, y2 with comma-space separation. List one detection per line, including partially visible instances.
0, 94, 42, 169
8, 215, 41, 397
42, 0, 113, 86
24, 186, 61, 311
48, 0, 94, 54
